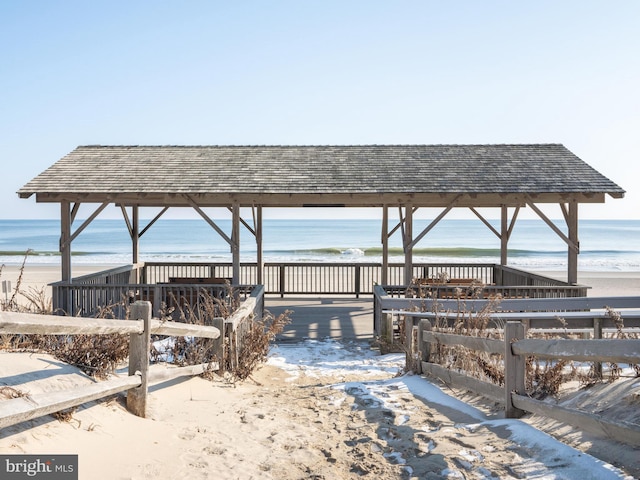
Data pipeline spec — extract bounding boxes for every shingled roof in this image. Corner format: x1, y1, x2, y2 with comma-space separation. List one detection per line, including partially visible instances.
18, 144, 625, 208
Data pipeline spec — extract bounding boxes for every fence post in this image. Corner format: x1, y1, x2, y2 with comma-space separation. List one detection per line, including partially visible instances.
212, 317, 225, 373
504, 321, 526, 418
417, 319, 432, 374
381, 311, 394, 345
127, 301, 151, 418
593, 317, 603, 378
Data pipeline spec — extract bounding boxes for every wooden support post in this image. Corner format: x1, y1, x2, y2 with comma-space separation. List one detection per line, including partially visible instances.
504, 321, 526, 418
256, 205, 263, 285
403, 205, 413, 287
568, 202, 579, 285
132, 205, 139, 266
381, 206, 389, 285
59, 201, 73, 315
127, 301, 151, 417
232, 204, 240, 285
501, 205, 508, 266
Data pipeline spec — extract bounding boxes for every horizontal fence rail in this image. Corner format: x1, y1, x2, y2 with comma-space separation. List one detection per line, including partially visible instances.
0, 286, 264, 429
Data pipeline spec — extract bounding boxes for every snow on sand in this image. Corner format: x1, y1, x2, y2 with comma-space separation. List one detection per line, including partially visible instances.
0, 339, 636, 479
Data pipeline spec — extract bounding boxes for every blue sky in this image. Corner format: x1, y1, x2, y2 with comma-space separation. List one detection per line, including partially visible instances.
1, 1, 638, 221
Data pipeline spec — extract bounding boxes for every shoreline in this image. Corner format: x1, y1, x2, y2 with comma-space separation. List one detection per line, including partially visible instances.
1, 265, 639, 298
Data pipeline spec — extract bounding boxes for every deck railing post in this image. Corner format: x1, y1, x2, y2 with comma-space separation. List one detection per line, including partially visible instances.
279, 264, 286, 298
127, 301, 151, 417
504, 321, 526, 418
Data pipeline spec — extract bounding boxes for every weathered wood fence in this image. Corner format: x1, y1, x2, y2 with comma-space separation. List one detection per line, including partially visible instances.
379, 295, 640, 446
0, 285, 264, 429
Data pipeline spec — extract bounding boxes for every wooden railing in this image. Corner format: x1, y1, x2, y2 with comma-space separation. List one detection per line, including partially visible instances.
376, 293, 640, 446
0, 286, 264, 429
140, 261, 506, 295
53, 262, 583, 316
373, 284, 593, 337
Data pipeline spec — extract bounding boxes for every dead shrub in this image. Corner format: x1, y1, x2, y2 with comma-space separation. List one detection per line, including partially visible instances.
150, 286, 291, 382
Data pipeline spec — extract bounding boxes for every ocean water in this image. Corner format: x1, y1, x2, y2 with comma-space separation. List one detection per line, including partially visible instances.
0, 218, 638, 272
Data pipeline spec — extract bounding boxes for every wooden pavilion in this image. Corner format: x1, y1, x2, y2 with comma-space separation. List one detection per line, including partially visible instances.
18, 144, 624, 288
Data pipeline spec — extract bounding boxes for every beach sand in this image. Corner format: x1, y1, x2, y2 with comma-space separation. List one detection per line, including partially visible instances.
1, 265, 639, 479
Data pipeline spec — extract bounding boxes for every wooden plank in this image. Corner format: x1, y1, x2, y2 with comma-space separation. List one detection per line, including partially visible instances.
385, 309, 640, 330
0, 311, 220, 340
512, 393, 640, 447
389, 309, 640, 321
384, 296, 640, 313
423, 331, 504, 355
512, 338, 640, 364
0, 311, 143, 335
147, 363, 217, 385
226, 296, 256, 330
422, 362, 503, 403
168, 277, 230, 284
150, 319, 221, 339
0, 375, 141, 430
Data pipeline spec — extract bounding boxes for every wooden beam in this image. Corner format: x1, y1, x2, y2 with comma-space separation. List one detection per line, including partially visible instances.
183, 194, 232, 245
227, 206, 256, 236
120, 205, 133, 237
470, 207, 501, 238
31, 191, 610, 207
64, 201, 110, 248
70, 202, 80, 223
408, 196, 461, 250
525, 198, 579, 253
139, 206, 169, 237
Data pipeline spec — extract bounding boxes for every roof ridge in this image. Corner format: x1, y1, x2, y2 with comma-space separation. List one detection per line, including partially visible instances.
78, 143, 566, 148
